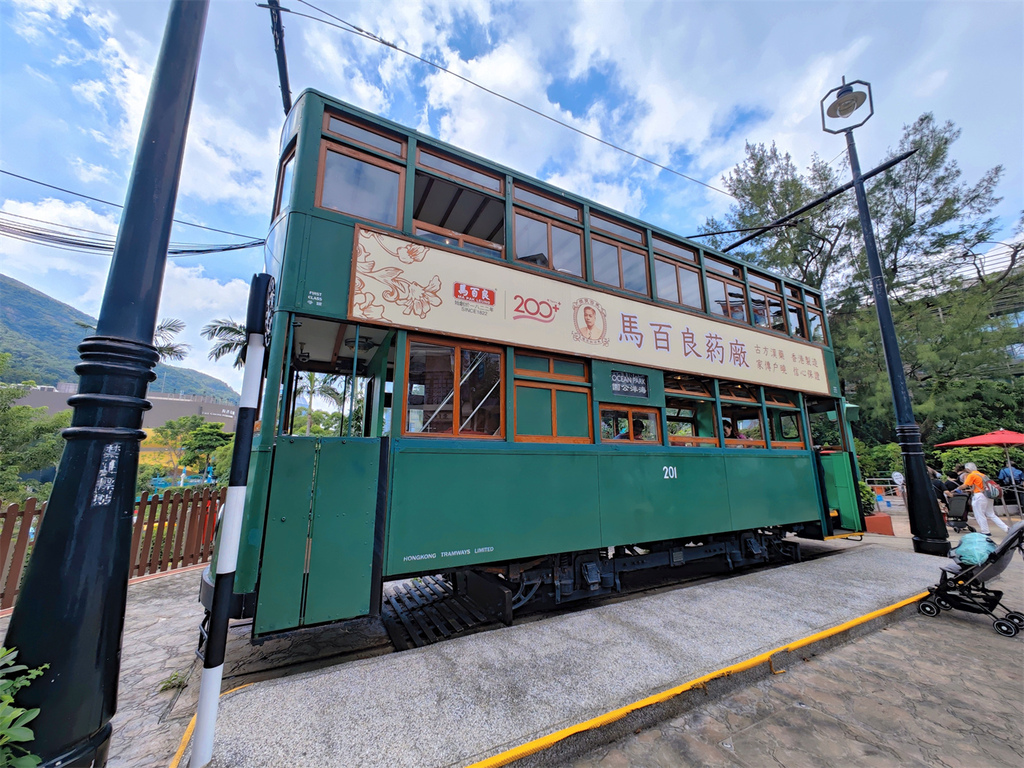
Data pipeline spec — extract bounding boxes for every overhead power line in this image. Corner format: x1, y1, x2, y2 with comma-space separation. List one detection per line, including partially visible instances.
273, 0, 733, 199
0, 169, 263, 240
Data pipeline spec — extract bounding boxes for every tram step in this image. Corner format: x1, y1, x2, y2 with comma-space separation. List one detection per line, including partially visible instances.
381, 575, 493, 650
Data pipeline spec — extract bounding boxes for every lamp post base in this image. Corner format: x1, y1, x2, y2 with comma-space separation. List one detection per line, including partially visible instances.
912, 536, 951, 556
41, 723, 111, 768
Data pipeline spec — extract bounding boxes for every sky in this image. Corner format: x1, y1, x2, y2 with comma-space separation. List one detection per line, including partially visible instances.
1, 0, 1021, 392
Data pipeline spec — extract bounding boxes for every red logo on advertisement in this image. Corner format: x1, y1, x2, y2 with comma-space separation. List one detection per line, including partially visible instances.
513, 295, 560, 323
454, 282, 496, 305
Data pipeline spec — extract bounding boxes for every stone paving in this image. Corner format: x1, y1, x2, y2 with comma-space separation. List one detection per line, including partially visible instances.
562, 515, 1024, 768
3, 503, 1020, 768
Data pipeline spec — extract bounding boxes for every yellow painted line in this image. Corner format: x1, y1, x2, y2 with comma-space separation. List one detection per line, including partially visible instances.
465, 591, 929, 768
168, 683, 253, 768
824, 533, 865, 540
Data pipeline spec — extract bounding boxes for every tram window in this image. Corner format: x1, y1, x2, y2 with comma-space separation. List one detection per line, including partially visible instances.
413, 173, 505, 257
788, 303, 807, 339
404, 339, 503, 438
513, 351, 591, 443
513, 184, 582, 223
652, 236, 696, 262
666, 397, 717, 446
806, 292, 821, 307
769, 409, 805, 449
513, 211, 583, 277
722, 408, 765, 448
592, 235, 648, 295
748, 272, 780, 292
663, 373, 713, 397
764, 388, 797, 407
719, 382, 758, 402
318, 143, 403, 228
704, 256, 742, 279
418, 149, 502, 193
750, 288, 784, 332
591, 213, 644, 245
707, 275, 747, 322
324, 113, 405, 158
654, 259, 679, 303
807, 309, 826, 344
600, 406, 660, 443
273, 149, 295, 219
655, 258, 704, 311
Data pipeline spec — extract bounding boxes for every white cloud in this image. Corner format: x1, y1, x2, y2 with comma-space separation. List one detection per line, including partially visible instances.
70, 157, 113, 184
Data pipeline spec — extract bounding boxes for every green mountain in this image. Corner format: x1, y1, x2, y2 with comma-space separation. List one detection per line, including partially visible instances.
0, 273, 239, 403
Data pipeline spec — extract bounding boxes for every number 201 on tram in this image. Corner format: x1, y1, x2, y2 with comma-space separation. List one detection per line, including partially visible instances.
211, 89, 865, 639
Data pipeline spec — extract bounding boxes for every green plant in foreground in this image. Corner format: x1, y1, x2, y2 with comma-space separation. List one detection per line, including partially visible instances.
0, 647, 48, 768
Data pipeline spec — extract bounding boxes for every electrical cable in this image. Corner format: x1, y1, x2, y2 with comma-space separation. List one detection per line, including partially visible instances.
276, 0, 734, 199
0, 169, 263, 240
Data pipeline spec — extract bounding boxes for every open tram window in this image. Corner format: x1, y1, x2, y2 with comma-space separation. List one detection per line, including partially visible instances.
768, 408, 805, 449
663, 372, 713, 397
665, 397, 718, 447
513, 351, 591, 443
805, 398, 847, 451
413, 153, 505, 258
316, 141, 404, 228
404, 338, 503, 438
600, 406, 660, 443
720, 381, 765, 448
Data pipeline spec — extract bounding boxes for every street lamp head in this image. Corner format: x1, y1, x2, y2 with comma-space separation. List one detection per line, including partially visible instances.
821, 78, 873, 134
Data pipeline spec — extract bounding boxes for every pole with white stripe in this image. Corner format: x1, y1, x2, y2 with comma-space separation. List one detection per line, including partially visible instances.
190, 273, 273, 768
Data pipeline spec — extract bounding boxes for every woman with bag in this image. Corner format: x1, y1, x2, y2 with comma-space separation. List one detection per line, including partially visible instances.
958, 462, 1009, 535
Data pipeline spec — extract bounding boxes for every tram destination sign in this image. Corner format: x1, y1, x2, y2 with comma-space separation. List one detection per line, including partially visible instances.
350, 228, 832, 396
610, 370, 649, 398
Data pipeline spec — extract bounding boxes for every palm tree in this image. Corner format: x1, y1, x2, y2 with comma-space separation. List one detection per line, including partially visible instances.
201, 318, 247, 369
153, 318, 190, 361
293, 372, 343, 436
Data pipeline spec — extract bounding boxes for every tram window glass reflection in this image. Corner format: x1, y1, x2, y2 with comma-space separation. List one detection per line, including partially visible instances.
318, 143, 403, 228
274, 149, 295, 219
788, 302, 807, 339
707, 274, 747, 322
513, 211, 583, 277
807, 309, 826, 344
325, 113, 405, 158
405, 338, 503, 437
600, 406, 660, 442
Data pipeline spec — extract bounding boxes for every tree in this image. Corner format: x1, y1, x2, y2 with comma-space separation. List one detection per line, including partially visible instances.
153, 318, 190, 361
181, 422, 231, 473
201, 318, 247, 369
293, 373, 342, 436
0, 353, 72, 503
151, 414, 204, 470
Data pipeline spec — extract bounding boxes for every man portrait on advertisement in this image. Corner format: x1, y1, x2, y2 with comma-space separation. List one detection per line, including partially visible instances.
580, 305, 602, 340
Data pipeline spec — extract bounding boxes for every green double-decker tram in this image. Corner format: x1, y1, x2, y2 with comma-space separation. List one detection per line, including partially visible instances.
220, 90, 864, 639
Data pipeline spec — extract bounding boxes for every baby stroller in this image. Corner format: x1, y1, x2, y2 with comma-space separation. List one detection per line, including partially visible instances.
919, 522, 1024, 637
946, 493, 974, 533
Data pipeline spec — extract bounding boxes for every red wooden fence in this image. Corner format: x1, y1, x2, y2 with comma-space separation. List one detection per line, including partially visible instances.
0, 487, 226, 610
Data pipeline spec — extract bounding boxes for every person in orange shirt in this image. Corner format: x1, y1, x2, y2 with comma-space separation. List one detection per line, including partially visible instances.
958, 462, 1008, 535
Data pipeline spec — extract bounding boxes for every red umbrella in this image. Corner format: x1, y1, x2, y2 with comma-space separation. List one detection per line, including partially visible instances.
936, 429, 1024, 470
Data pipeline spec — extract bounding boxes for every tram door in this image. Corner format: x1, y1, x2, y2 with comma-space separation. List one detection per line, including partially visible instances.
807, 398, 863, 533
254, 436, 382, 635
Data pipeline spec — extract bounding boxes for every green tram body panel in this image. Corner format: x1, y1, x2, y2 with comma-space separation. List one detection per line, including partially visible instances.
382, 443, 822, 576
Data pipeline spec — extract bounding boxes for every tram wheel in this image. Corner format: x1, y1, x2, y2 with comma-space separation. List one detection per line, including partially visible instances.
918, 600, 940, 617
1005, 611, 1024, 628
993, 619, 1018, 638
934, 596, 952, 611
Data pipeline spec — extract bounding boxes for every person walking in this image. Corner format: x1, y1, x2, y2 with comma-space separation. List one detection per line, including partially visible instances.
958, 462, 1008, 535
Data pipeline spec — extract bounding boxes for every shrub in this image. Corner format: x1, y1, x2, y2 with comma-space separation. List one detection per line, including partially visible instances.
0, 647, 48, 768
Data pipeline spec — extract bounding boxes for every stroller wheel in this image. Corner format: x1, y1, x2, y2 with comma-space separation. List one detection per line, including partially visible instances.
918, 600, 940, 617
1006, 612, 1024, 628
935, 596, 952, 611
993, 619, 1018, 637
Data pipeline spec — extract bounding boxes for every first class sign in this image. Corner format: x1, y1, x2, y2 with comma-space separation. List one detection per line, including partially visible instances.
349, 228, 832, 396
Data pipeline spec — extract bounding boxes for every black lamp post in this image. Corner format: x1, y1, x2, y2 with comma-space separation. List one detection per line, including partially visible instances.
3, 2, 210, 765
821, 78, 948, 556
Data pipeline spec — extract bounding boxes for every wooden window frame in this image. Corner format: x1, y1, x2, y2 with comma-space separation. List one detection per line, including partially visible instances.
663, 373, 714, 398
749, 286, 786, 333
787, 300, 808, 339
655, 257, 704, 311
513, 351, 589, 383
512, 184, 582, 223
323, 111, 406, 159
722, 410, 767, 449
402, 336, 504, 439
590, 213, 645, 245
652, 236, 697, 262
599, 404, 662, 443
513, 380, 593, 444
769, 407, 806, 450
719, 382, 760, 403
315, 140, 406, 229
591, 233, 649, 296
272, 145, 296, 219
417, 147, 503, 195
665, 397, 718, 447
706, 273, 748, 324
806, 307, 826, 345
512, 209, 584, 278
704, 255, 743, 279
413, 221, 504, 258
748, 272, 780, 293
